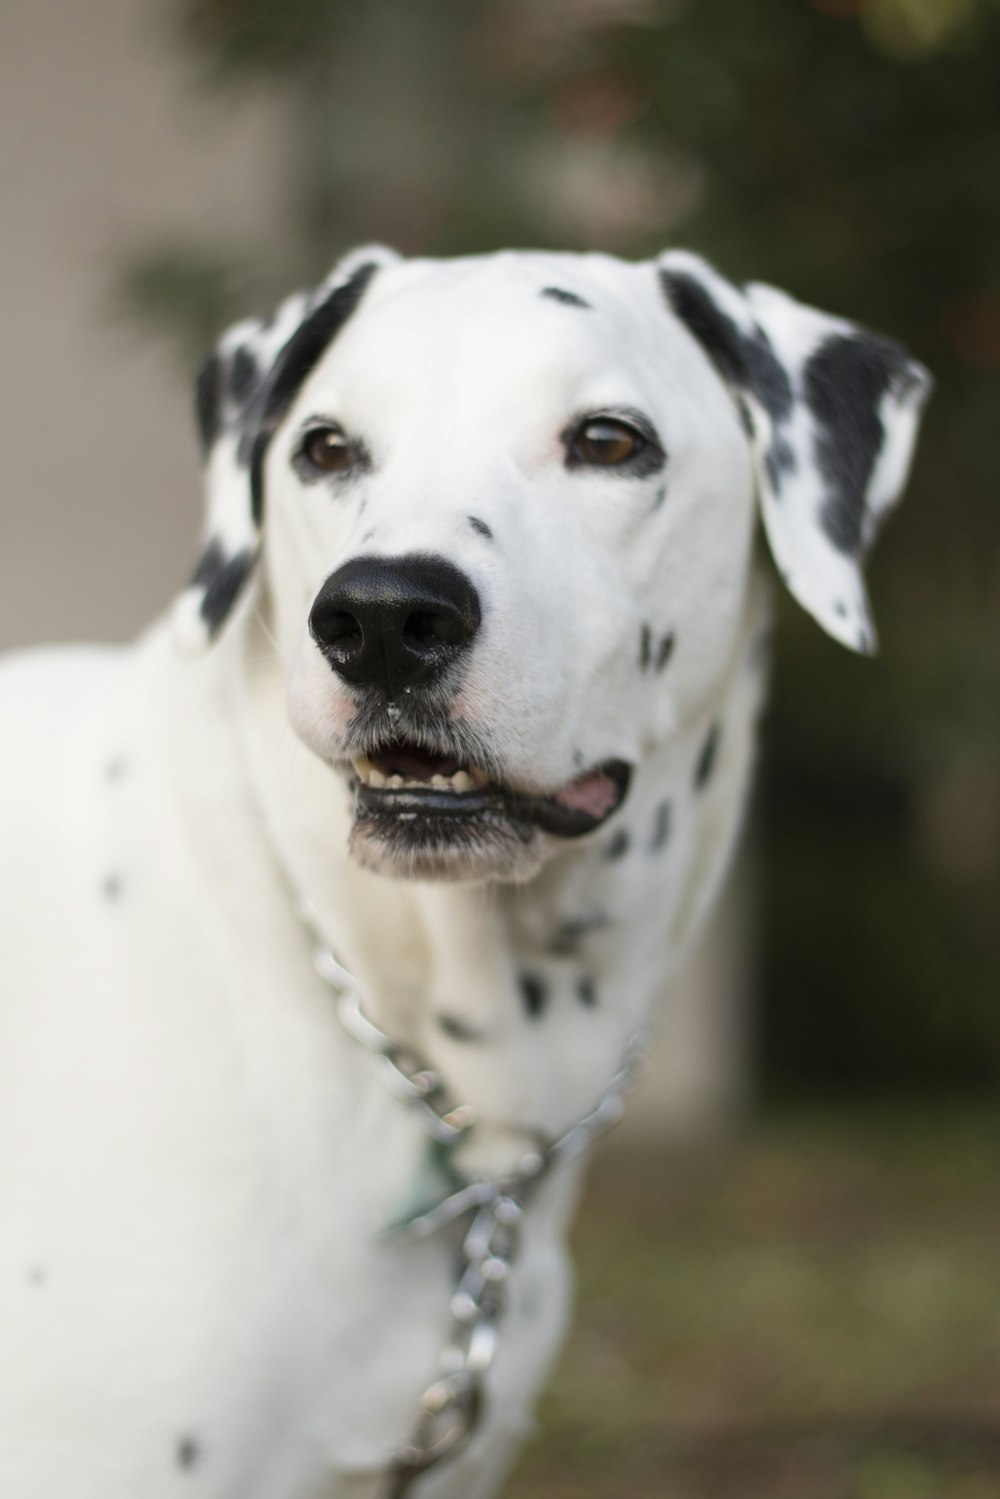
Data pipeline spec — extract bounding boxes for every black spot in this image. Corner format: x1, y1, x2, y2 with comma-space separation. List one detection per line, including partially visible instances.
661, 268, 797, 490
662, 271, 745, 387
468, 516, 493, 541
519, 972, 548, 1019
660, 270, 793, 425
176, 1435, 201, 1472
200, 548, 256, 638
655, 631, 675, 672
639, 623, 652, 671
437, 1014, 482, 1043
193, 353, 221, 453
102, 874, 123, 902
188, 538, 258, 638
652, 483, 667, 510
649, 800, 671, 852
228, 346, 257, 406
259, 264, 378, 435
834, 599, 848, 618
541, 286, 591, 309
243, 262, 380, 521
694, 723, 721, 791
740, 329, 795, 424
805, 332, 909, 556
248, 430, 268, 526
603, 828, 630, 861
190, 538, 224, 589
577, 976, 598, 1008
548, 912, 610, 955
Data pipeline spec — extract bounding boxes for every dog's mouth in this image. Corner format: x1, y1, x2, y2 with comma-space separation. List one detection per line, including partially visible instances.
345, 741, 631, 853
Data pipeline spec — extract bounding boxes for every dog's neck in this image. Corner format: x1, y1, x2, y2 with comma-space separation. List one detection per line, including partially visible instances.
216, 581, 766, 1176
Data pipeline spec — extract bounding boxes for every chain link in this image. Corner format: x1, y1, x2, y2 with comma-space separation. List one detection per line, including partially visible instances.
299, 896, 649, 1497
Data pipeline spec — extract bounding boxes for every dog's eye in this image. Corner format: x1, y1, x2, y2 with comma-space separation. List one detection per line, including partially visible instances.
300, 425, 355, 475
569, 417, 646, 468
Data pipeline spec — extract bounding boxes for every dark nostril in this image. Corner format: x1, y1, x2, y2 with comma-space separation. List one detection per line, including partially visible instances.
404, 610, 465, 648
319, 610, 363, 649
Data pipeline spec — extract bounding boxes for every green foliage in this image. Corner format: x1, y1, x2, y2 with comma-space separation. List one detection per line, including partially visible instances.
511, 1123, 1000, 1496
174, 0, 347, 78
112, 244, 260, 364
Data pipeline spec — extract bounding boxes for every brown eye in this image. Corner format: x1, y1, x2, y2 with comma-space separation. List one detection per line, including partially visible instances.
571, 417, 645, 467
302, 425, 354, 474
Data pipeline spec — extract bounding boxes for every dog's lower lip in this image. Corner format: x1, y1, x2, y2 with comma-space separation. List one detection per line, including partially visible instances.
347, 754, 632, 839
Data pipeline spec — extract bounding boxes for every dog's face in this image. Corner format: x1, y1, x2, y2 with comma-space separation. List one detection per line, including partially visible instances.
267, 253, 753, 880
177, 247, 929, 882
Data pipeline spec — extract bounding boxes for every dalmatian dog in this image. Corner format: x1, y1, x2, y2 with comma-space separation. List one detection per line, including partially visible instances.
0, 245, 929, 1499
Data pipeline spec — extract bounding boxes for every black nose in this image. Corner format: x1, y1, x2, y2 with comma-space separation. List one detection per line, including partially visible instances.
309, 554, 482, 697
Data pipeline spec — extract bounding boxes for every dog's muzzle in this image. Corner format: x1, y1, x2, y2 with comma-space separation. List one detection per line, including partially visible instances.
308, 553, 631, 878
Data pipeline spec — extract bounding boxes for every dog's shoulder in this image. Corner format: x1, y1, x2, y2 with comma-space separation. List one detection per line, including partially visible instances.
0, 645, 127, 814
0, 643, 125, 735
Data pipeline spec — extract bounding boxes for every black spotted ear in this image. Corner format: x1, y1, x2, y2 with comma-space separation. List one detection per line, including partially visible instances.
658, 251, 931, 654
173, 244, 399, 653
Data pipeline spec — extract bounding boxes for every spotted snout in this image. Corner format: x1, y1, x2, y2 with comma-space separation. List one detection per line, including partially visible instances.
309, 554, 482, 700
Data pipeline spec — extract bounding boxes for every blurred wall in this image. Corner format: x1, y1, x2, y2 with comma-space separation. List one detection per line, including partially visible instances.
0, 0, 289, 649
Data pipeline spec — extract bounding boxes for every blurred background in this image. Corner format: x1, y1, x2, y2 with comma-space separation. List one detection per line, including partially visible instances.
1, 0, 999, 1493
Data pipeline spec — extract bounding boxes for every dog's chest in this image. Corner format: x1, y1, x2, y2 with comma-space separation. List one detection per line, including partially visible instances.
0, 649, 579, 1497
0, 594, 762, 1499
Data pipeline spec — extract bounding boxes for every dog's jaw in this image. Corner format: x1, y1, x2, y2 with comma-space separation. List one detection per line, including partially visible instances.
285, 651, 635, 882
344, 755, 633, 883
348, 804, 541, 882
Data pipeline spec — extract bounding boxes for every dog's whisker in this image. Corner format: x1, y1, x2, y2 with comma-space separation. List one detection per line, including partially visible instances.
250, 602, 290, 664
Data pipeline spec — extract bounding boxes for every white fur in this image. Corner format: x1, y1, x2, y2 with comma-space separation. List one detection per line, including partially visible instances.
0, 246, 922, 1498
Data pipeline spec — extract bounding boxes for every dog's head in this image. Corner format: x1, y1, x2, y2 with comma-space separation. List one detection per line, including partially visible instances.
175, 246, 929, 882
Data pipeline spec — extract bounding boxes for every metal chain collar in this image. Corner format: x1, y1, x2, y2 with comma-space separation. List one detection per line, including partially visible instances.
302, 897, 650, 1497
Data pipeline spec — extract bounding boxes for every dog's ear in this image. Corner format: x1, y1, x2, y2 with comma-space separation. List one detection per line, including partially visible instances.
658, 251, 931, 654
173, 244, 399, 654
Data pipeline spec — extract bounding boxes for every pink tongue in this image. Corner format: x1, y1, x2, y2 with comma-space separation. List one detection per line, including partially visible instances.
552, 770, 619, 819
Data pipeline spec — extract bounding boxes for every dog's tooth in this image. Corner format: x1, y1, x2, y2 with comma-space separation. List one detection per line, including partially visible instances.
431, 774, 450, 789
367, 768, 387, 788
352, 756, 375, 778
387, 774, 404, 789
452, 770, 472, 792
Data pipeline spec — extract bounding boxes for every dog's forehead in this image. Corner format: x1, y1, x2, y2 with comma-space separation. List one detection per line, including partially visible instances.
376, 248, 651, 314
303, 251, 665, 403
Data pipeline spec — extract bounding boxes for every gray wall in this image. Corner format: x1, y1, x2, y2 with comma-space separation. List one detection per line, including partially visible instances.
0, 0, 289, 649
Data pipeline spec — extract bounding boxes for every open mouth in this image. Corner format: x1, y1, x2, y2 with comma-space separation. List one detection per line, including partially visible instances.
347, 742, 631, 840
